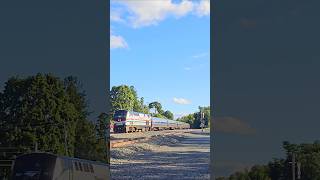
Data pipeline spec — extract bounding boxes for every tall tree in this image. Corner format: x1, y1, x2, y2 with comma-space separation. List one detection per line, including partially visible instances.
148, 101, 163, 114
0, 74, 78, 156
139, 97, 149, 114
162, 110, 174, 120
110, 85, 135, 114
0, 74, 108, 163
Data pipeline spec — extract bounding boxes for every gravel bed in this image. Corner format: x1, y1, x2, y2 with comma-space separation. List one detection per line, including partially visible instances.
110, 130, 210, 180
110, 129, 190, 140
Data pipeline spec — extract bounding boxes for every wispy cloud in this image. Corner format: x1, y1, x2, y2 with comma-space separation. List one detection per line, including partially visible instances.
184, 67, 191, 71
192, 52, 208, 59
173, 97, 191, 105
195, 0, 210, 17
214, 117, 256, 135
110, 34, 128, 50
111, 0, 210, 28
111, 8, 125, 23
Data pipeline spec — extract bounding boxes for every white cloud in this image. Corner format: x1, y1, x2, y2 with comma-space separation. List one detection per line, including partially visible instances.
111, 9, 125, 23
195, 0, 210, 17
110, 34, 128, 50
184, 67, 191, 71
192, 52, 208, 59
173, 97, 191, 105
111, 0, 210, 28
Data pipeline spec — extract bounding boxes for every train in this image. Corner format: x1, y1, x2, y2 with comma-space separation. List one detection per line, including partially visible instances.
113, 110, 190, 133
10, 152, 109, 180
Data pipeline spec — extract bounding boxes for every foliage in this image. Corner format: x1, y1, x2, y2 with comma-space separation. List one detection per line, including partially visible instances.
162, 110, 174, 120
110, 85, 135, 114
0, 74, 107, 162
0, 74, 77, 155
148, 101, 163, 114
222, 141, 320, 180
176, 106, 210, 128
110, 85, 149, 115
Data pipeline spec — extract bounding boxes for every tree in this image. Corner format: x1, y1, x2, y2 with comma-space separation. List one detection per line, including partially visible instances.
139, 97, 149, 114
63, 76, 107, 162
176, 106, 210, 129
148, 101, 163, 114
199, 106, 210, 127
282, 141, 320, 180
130, 86, 149, 114
0, 74, 108, 163
110, 85, 136, 114
268, 158, 285, 180
0, 74, 78, 156
248, 165, 271, 180
223, 141, 320, 180
96, 113, 109, 141
177, 114, 194, 126
162, 110, 174, 120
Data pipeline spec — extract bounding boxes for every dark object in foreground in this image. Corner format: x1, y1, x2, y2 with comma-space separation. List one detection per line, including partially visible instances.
11, 152, 110, 180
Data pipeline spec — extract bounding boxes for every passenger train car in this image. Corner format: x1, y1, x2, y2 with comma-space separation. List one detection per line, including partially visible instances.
113, 110, 190, 133
11, 152, 109, 180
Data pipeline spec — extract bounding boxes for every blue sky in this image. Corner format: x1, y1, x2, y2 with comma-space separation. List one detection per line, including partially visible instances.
110, 0, 210, 119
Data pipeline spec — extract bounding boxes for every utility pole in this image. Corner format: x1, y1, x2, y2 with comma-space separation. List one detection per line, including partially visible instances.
292, 153, 296, 180
289, 153, 301, 180
297, 162, 301, 180
200, 110, 205, 132
34, 141, 38, 152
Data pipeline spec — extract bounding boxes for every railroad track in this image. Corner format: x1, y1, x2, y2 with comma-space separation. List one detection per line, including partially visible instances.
110, 130, 188, 148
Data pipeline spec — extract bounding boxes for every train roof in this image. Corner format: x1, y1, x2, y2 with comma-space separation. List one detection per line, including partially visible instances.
16, 152, 109, 166
115, 110, 189, 125
115, 110, 149, 116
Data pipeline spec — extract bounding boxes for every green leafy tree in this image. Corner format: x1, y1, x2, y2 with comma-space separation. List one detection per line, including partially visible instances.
176, 106, 210, 128
177, 114, 194, 126
223, 141, 320, 180
0, 74, 78, 156
248, 165, 271, 180
162, 110, 174, 120
139, 97, 149, 114
0, 74, 108, 163
130, 86, 149, 114
199, 106, 210, 127
268, 158, 285, 180
63, 76, 107, 162
96, 112, 109, 144
148, 101, 163, 115
110, 85, 135, 114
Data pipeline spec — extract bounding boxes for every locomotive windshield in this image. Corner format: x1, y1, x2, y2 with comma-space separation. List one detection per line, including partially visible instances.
11, 153, 56, 180
114, 110, 128, 119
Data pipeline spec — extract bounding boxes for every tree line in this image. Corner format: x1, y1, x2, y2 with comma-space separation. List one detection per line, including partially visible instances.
217, 141, 320, 180
110, 85, 174, 120
0, 74, 108, 162
176, 106, 210, 129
